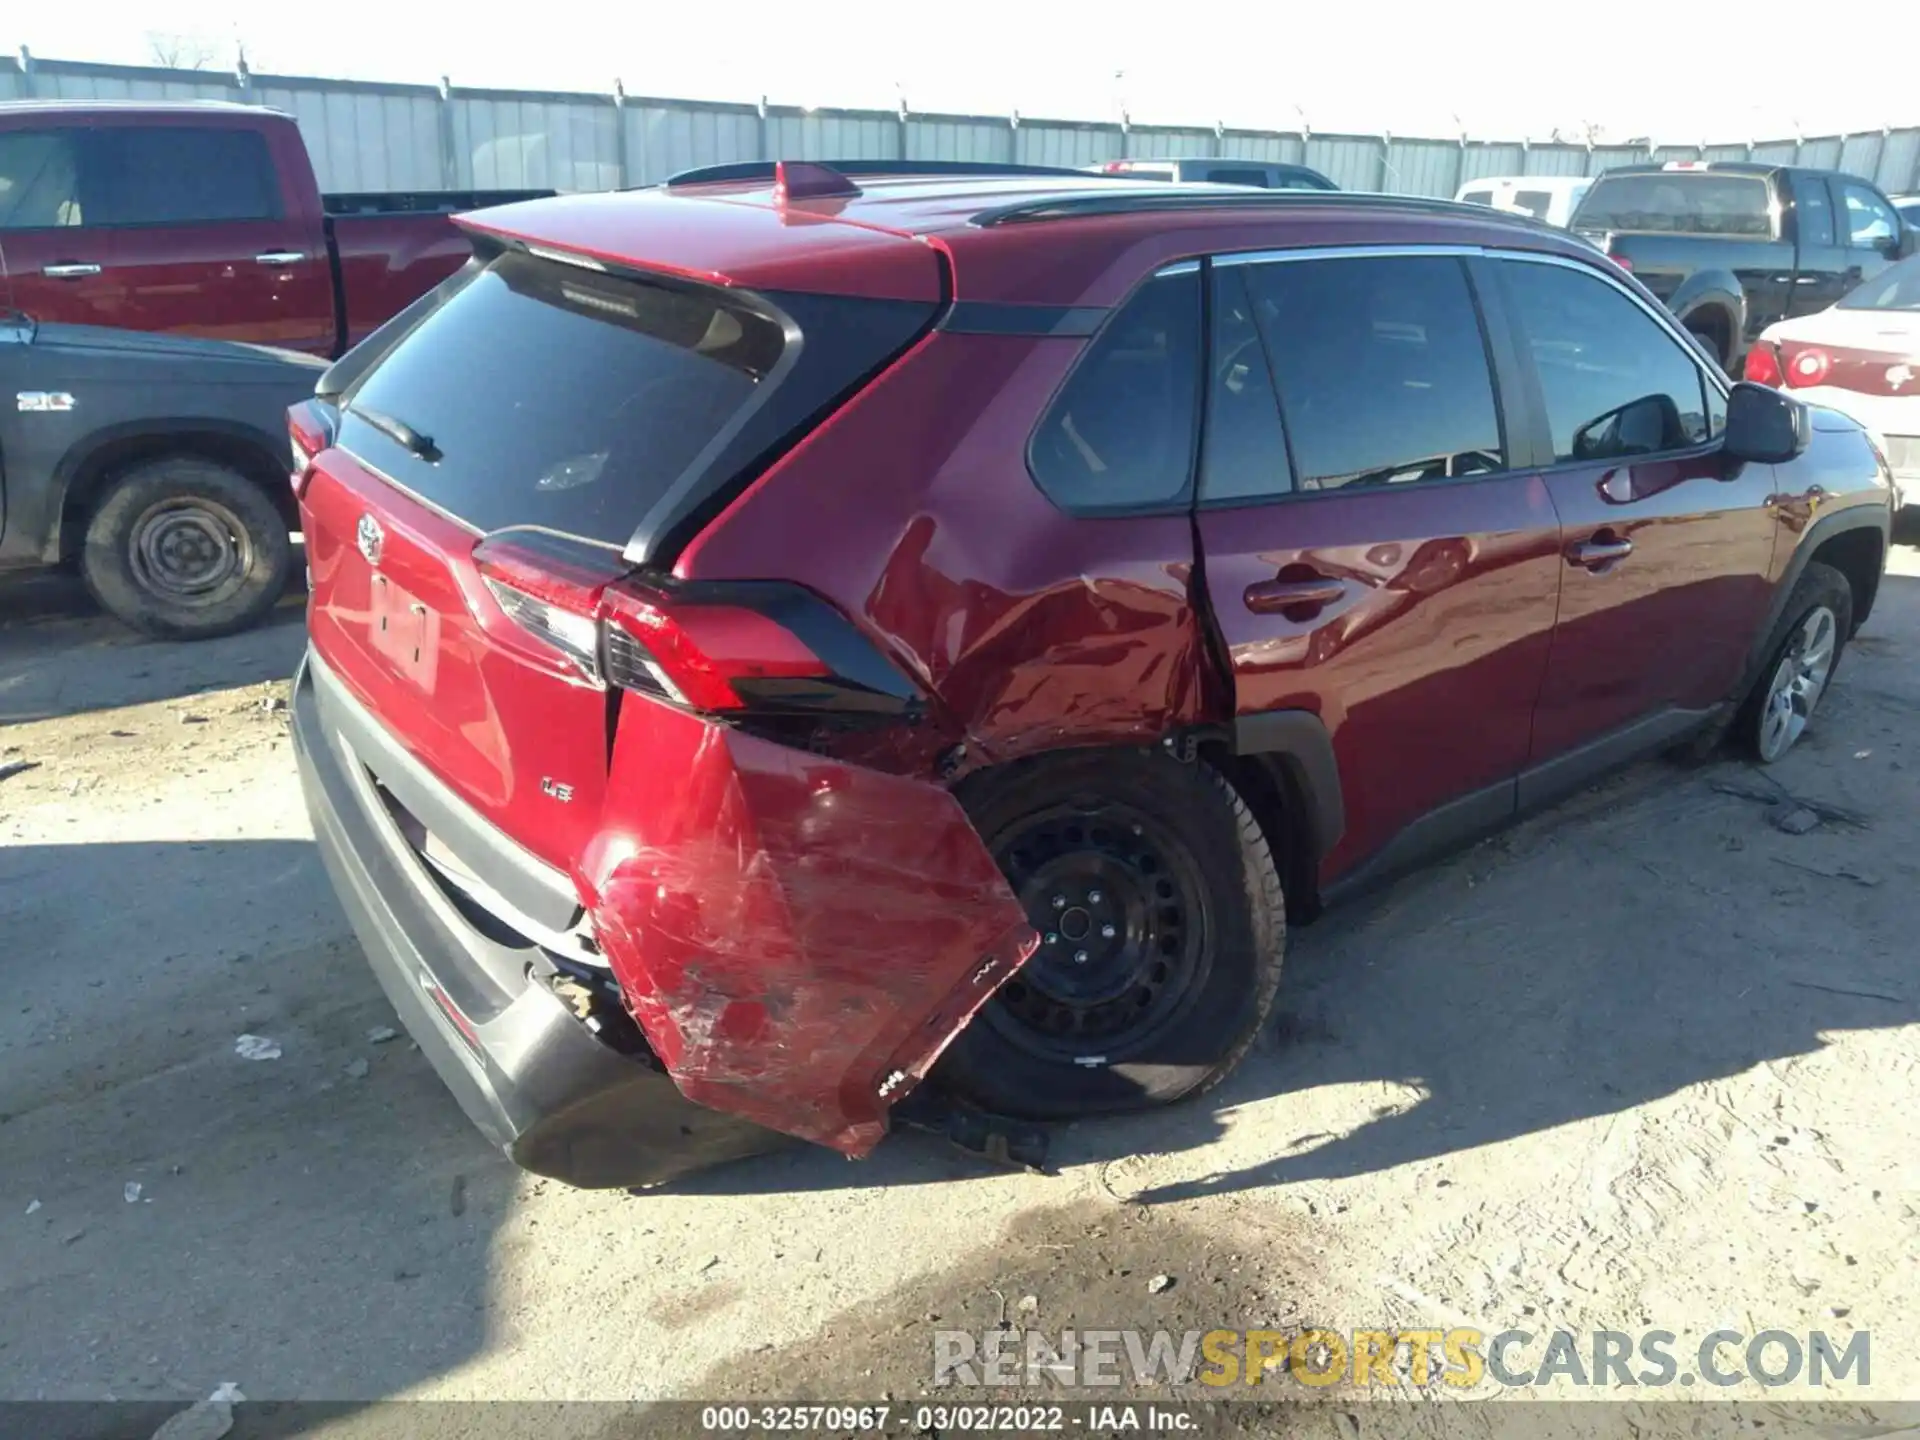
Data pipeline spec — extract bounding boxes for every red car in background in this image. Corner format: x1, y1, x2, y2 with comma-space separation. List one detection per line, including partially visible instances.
0, 100, 549, 356
288, 164, 1895, 1189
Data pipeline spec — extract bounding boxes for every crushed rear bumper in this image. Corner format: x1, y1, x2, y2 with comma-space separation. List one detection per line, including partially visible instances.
292, 649, 785, 1188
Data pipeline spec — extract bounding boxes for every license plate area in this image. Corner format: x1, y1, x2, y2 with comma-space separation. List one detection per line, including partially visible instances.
370, 571, 441, 691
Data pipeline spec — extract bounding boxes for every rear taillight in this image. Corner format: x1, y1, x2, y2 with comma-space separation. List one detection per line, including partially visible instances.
471, 532, 919, 721
1783, 346, 1832, 388
1743, 343, 1784, 387
1103, 161, 1131, 173
599, 589, 828, 711
287, 400, 335, 500
1607, 249, 1633, 274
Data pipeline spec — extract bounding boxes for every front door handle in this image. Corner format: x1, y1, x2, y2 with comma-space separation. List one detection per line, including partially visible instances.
41, 262, 102, 278
254, 250, 308, 265
1567, 536, 1634, 569
1245, 577, 1348, 614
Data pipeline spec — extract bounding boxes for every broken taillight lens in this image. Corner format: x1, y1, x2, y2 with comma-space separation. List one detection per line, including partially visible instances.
470, 532, 920, 720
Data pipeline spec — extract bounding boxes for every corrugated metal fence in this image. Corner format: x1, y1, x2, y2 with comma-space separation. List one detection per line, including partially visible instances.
6, 51, 1919, 199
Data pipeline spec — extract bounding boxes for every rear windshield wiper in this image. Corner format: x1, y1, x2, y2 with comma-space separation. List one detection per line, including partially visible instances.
348, 402, 442, 463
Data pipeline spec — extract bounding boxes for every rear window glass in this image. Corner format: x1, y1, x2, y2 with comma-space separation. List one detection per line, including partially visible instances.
340, 251, 787, 545
1838, 253, 1920, 310
1513, 190, 1553, 219
1572, 173, 1771, 236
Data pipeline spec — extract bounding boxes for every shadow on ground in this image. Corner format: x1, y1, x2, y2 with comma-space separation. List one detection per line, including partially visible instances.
0, 572, 307, 725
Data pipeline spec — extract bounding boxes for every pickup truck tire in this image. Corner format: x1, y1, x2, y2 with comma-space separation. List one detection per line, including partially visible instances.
1740, 561, 1853, 764
937, 750, 1287, 1120
1685, 321, 1728, 370
80, 458, 292, 641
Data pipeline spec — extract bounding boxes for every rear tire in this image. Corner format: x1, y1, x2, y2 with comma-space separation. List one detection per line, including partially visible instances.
80, 457, 291, 640
937, 749, 1286, 1120
1739, 562, 1852, 764
1686, 322, 1727, 371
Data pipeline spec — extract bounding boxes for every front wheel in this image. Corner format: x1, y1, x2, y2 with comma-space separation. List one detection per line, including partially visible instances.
1743, 562, 1852, 764
936, 750, 1287, 1120
80, 457, 292, 640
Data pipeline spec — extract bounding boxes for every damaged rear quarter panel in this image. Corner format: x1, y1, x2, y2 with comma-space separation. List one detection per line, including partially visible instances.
674, 332, 1213, 765
578, 696, 1036, 1155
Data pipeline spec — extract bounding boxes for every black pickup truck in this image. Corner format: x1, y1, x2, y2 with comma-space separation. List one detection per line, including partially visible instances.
1, 312, 323, 638
1570, 162, 1918, 369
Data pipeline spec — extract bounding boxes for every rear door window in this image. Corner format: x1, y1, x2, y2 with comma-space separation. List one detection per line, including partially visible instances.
1500, 259, 1712, 461
340, 250, 789, 544
1206, 167, 1271, 188
1236, 254, 1505, 491
1028, 267, 1201, 511
80, 127, 281, 225
1461, 189, 1495, 207
0, 129, 83, 228
1572, 172, 1772, 236
1791, 175, 1835, 247
1513, 190, 1554, 219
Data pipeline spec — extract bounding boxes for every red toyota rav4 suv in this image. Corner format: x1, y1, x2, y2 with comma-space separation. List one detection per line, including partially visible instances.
289, 162, 1895, 1188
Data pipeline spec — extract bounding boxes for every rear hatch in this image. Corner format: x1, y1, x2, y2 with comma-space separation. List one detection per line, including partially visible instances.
297, 202, 1034, 1151
303, 238, 939, 863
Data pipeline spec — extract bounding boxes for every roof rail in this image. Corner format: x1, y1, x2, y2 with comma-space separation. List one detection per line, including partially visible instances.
970, 186, 1572, 235
667, 159, 1117, 188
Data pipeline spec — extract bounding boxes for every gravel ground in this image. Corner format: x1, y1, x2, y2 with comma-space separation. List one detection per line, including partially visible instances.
1, 552, 1916, 1436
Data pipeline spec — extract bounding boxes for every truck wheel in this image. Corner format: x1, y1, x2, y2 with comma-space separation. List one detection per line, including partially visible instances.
1741, 562, 1852, 764
937, 749, 1287, 1120
1687, 324, 1726, 370
80, 458, 292, 641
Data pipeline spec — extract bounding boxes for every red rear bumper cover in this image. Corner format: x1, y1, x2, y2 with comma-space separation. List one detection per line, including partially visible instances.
580, 698, 1037, 1155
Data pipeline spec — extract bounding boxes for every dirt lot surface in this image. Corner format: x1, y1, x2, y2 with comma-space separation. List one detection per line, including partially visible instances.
3, 553, 1918, 1436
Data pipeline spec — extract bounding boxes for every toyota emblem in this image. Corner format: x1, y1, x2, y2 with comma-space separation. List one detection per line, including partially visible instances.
356, 514, 384, 566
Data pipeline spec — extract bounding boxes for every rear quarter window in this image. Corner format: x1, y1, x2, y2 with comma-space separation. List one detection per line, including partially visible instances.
1028, 268, 1201, 512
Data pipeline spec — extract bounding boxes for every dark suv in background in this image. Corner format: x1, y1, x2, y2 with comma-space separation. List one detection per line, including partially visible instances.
289, 162, 1894, 1189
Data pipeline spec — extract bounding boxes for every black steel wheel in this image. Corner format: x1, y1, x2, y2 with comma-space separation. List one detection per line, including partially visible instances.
937, 748, 1286, 1120
985, 801, 1211, 1061
80, 457, 291, 640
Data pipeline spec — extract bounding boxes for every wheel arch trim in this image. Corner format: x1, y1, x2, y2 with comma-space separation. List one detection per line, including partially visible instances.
47, 418, 293, 565
1230, 709, 1346, 863
1739, 504, 1888, 696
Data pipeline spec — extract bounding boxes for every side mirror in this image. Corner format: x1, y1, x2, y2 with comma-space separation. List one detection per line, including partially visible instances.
1723, 381, 1811, 464
1572, 392, 1688, 460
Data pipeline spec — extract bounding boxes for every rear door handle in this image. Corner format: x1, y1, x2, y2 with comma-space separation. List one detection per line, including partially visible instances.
1245, 577, 1348, 614
1567, 536, 1634, 569
254, 250, 308, 265
41, 262, 101, 278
